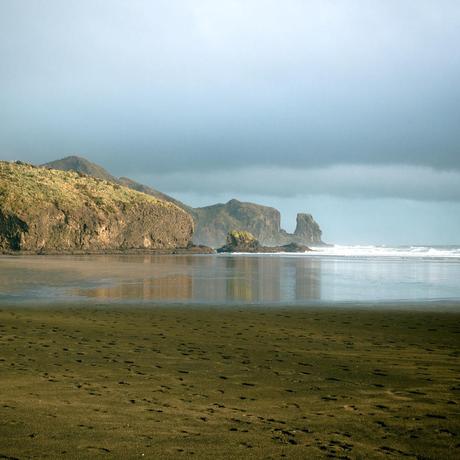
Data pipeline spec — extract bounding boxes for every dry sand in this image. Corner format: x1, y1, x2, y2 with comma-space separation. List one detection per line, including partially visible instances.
0, 305, 459, 459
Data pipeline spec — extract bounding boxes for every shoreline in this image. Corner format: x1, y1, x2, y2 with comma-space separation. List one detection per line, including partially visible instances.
1, 305, 459, 458
2, 300, 460, 312
0, 246, 215, 256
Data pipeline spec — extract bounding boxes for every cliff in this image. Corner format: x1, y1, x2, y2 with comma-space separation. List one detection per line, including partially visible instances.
295, 213, 321, 240
276, 213, 323, 246
192, 199, 282, 248
193, 199, 323, 248
0, 161, 194, 253
42, 156, 324, 248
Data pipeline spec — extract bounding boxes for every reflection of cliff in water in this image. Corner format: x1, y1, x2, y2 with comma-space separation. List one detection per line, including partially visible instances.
193, 256, 321, 304
293, 257, 322, 302
74, 275, 193, 301
225, 256, 281, 303
71, 255, 322, 303
3, 253, 458, 305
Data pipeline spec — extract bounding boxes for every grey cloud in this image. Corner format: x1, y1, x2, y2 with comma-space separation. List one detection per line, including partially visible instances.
0, 0, 459, 174
133, 165, 460, 202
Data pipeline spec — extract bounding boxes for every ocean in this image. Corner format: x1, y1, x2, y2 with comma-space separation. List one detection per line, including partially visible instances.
1, 245, 460, 306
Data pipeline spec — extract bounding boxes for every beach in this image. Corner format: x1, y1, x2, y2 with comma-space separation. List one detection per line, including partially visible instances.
3, 1, 460, 458
1, 305, 459, 459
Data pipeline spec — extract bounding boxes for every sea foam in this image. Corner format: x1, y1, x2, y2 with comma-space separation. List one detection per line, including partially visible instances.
308, 245, 460, 259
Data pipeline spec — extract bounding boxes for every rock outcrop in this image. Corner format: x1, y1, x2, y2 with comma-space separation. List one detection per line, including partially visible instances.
192, 199, 282, 248
217, 231, 310, 253
294, 213, 322, 243
0, 161, 194, 253
193, 199, 323, 248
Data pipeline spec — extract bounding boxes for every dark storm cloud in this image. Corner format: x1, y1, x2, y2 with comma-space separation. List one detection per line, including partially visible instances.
1, 1, 459, 183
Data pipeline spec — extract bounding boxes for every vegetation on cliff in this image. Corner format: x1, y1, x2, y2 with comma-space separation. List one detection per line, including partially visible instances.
42, 156, 117, 182
43, 156, 192, 212
0, 161, 193, 252
220, 230, 260, 252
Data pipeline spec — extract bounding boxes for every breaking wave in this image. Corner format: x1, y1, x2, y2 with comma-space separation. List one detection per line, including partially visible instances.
309, 245, 460, 259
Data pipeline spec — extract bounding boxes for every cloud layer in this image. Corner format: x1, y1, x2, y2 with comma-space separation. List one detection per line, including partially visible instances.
135, 164, 460, 202
1, 0, 459, 178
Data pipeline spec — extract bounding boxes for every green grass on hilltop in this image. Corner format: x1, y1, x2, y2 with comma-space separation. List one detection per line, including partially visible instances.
0, 161, 185, 215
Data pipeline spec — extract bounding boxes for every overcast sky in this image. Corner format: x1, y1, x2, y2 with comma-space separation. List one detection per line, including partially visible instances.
1, 0, 459, 244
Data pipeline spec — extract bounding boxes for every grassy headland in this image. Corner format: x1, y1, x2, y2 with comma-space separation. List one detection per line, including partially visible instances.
0, 161, 194, 252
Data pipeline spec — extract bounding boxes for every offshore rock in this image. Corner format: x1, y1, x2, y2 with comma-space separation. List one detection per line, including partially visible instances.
217, 231, 311, 253
192, 199, 281, 248
194, 199, 323, 248
294, 213, 322, 244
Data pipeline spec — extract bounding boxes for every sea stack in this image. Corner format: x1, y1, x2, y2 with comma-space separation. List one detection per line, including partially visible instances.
294, 213, 322, 244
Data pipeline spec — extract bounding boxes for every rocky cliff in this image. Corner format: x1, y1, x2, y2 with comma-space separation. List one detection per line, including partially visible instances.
297, 213, 322, 242
193, 199, 323, 248
42, 156, 324, 248
0, 161, 193, 253
192, 199, 282, 248
275, 213, 323, 246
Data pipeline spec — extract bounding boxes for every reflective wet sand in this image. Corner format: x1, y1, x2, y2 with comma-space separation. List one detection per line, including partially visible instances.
1, 253, 460, 305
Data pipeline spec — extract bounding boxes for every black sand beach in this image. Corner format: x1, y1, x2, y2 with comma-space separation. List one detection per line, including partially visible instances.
1, 305, 459, 459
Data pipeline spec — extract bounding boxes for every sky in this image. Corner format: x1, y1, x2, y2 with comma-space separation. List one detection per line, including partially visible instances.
1, 0, 459, 244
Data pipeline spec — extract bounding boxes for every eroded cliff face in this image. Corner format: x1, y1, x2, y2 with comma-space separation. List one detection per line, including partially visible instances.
192, 199, 282, 248
295, 213, 322, 243
40, 156, 325, 249
0, 161, 193, 253
192, 199, 323, 248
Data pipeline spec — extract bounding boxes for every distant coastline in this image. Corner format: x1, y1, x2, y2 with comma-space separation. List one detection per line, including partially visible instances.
1, 157, 324, 254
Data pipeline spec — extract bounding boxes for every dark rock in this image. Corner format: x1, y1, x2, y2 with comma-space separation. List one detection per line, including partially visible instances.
217, 231, 311, 253
181, 244, 215, 254
194, 199, 323, 248
278, 242, 311, 253
294, 213, 322, 243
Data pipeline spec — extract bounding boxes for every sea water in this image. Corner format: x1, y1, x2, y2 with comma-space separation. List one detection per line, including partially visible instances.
1, 245, 460, 306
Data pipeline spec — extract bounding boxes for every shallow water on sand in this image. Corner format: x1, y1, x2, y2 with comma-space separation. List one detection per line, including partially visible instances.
1, 253, 460, 306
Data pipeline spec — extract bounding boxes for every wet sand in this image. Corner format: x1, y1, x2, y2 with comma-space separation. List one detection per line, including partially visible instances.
0, 305, 459, 459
